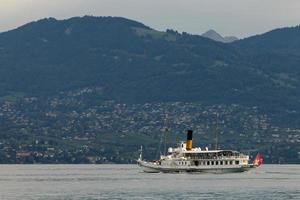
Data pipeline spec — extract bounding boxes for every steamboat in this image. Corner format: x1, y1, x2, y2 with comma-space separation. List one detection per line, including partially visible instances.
137, 130, 262, 173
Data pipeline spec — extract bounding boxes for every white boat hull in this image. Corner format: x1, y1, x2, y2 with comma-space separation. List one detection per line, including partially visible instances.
137, 160, 253, 173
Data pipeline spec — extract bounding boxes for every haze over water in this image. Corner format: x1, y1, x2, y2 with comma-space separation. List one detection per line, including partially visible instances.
0, 165, 299, 200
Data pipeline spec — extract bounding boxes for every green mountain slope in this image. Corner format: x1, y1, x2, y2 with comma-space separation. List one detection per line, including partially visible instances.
0, 16, 294, 110
232, 26, 300, 112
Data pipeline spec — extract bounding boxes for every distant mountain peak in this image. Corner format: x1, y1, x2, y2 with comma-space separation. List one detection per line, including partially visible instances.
201, 29, 238, 43
202, 29, 224, 41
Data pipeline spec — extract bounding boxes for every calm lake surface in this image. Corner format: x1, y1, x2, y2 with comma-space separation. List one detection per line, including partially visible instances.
0, 165, 299, 200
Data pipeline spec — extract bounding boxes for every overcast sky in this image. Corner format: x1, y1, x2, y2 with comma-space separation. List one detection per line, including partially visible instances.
1, 0, 300, 38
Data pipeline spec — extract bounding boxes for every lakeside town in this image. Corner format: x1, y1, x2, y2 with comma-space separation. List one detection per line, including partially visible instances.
0, 87, 299, 164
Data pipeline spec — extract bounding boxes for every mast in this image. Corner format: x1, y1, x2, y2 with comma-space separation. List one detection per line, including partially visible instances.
139, 145, 143, 160
163, 113, 168, 156
214, 113, 219, 150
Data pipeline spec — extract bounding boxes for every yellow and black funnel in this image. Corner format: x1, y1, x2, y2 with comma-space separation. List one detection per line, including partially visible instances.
186, 130, 193, 151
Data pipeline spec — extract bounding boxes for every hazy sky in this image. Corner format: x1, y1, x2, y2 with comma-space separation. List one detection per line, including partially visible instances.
1, 0, 300, 38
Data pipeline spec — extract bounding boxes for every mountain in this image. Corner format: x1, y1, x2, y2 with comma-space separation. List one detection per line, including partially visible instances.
232, 26, 300, 111
223, 36, 239, 43
0, 17, 288, 109
201, 29, 224, 42
233, 26, 300, 54
201, 29, 238, 43
0, 16, 300, 164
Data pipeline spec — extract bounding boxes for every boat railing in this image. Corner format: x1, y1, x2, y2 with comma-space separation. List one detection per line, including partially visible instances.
186, 156, 248, 160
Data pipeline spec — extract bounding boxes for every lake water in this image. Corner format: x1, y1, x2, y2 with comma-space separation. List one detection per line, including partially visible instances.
0, 165, 299, 200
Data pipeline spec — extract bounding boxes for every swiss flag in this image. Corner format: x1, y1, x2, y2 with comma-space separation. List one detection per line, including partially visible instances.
253, 153, 263, 167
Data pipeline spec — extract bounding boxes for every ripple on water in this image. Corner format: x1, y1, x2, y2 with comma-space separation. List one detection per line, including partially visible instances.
0, 165, 299, 200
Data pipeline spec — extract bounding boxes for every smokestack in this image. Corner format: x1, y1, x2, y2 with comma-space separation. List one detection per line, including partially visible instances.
186, 130, 193, 151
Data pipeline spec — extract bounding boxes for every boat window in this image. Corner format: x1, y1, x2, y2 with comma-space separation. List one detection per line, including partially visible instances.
235, 160, 239, 165
225, 161, 228, 165
216, 161, 219, 165
211, 161, 214, 165
220, 161, 223, 165
230, 161, 233, 165
207, 161, 210, 165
